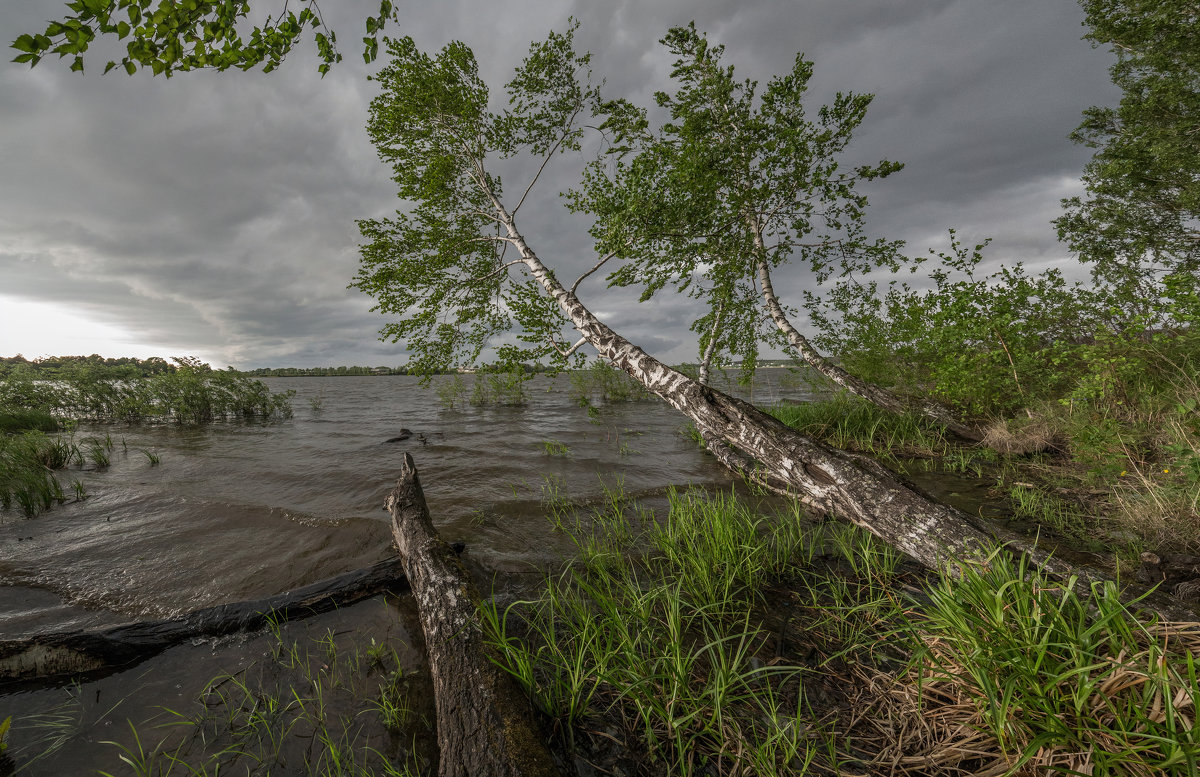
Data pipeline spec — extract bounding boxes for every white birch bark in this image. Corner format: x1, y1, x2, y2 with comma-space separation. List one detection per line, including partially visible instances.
488, 199, 1194, 621
751, 235, 984, 441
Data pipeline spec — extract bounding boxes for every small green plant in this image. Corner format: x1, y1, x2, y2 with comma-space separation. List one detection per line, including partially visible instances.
97, 721, 176, 777
373, 672, 412, 730
469, 366, 528, 406
8, 683, 87, 769
540, 473, 573, 530
541, 439, 570, 457
1007, 482, 1088, 539
140, 448, 161, 466
317, 628, 339, 665
309, 390, 327, 412
434, 374, 467, 409
87, 443, 111, 469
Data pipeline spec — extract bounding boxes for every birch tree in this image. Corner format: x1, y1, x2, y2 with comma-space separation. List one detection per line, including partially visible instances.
1056, 0, 1200, 326
350, 25, 1196, 621
569, 24, 982, 439
11, 0, 396, 76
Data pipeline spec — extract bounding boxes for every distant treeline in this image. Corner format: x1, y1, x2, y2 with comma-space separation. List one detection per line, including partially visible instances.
0, 354, 176, 379
242, 365, 408, 377
0, 355, 807, 380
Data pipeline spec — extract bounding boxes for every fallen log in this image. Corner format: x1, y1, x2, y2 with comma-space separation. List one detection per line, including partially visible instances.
385, 453, 558, 777
0, 557, 408, 686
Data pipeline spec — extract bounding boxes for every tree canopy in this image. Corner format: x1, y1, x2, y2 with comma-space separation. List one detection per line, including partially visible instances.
1056, 0, 1200, 323
353, 25, 596, 376
571, 23, 903, 380
10, 0, 397, 75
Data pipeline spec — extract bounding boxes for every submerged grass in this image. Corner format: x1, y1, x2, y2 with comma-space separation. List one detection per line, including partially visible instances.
567, 360, 652, 407
0, 432, 73, 517
0, 431, 156, 518
13, 617, 437, 776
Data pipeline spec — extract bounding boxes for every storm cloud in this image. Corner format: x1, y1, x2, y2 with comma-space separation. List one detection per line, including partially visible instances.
0, 1, 1117, 367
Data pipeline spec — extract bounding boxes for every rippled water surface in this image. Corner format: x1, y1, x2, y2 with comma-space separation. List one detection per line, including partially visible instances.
0, 372, 812, 637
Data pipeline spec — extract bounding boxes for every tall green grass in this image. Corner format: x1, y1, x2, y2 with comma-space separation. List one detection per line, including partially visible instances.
480, 488, 892, 775
0, 410, 58, 433
0, 432, 74, 517
484, 487, 1199, 775
872, 550, 1200, 776
767, 394, 950, 458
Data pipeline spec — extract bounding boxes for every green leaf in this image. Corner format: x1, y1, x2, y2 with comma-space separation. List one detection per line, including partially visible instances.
12, 34, 40, 53
70, 55, 84, 72
124, 60, 136, 74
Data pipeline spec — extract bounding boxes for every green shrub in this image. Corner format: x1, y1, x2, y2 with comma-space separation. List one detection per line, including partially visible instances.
0, 359, 293, 424
0, 409, 58, 433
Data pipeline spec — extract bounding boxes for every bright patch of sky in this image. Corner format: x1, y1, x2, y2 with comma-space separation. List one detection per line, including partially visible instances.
0, 296, 212, 362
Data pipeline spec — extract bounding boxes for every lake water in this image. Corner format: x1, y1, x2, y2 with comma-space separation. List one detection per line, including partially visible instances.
0, 371, 832, 775
0, 372, 812, 640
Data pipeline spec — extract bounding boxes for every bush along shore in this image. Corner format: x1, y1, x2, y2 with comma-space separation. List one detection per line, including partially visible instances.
0, 357, 292, 518
767, 364, 1200, 589
0, 356, 294, 425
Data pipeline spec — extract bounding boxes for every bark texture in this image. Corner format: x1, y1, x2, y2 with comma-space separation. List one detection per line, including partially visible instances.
496, 203, 1197, 622
385, 453, 558, 777
0, 558, 408, 686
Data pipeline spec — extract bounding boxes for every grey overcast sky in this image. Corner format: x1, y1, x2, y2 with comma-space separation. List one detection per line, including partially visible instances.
0, 1, 1117, 368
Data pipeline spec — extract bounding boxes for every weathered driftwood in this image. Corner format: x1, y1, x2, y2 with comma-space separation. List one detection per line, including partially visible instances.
0, 558, 408, 685
385, 453, 558, 777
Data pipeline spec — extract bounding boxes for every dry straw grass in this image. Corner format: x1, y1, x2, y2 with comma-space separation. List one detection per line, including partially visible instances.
980, 416, 1061, 457
845, 553, 1200, 777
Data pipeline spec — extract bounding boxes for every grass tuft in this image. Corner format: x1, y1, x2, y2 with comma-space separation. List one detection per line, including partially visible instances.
861, 549, 1200, 776
768, 394, 950, 459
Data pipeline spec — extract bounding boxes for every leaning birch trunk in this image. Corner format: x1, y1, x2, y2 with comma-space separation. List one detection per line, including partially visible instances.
385, 453, 559, 777
754, 253, 985, 442
493, 206, 1197, 622
696, 300, 724, 387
